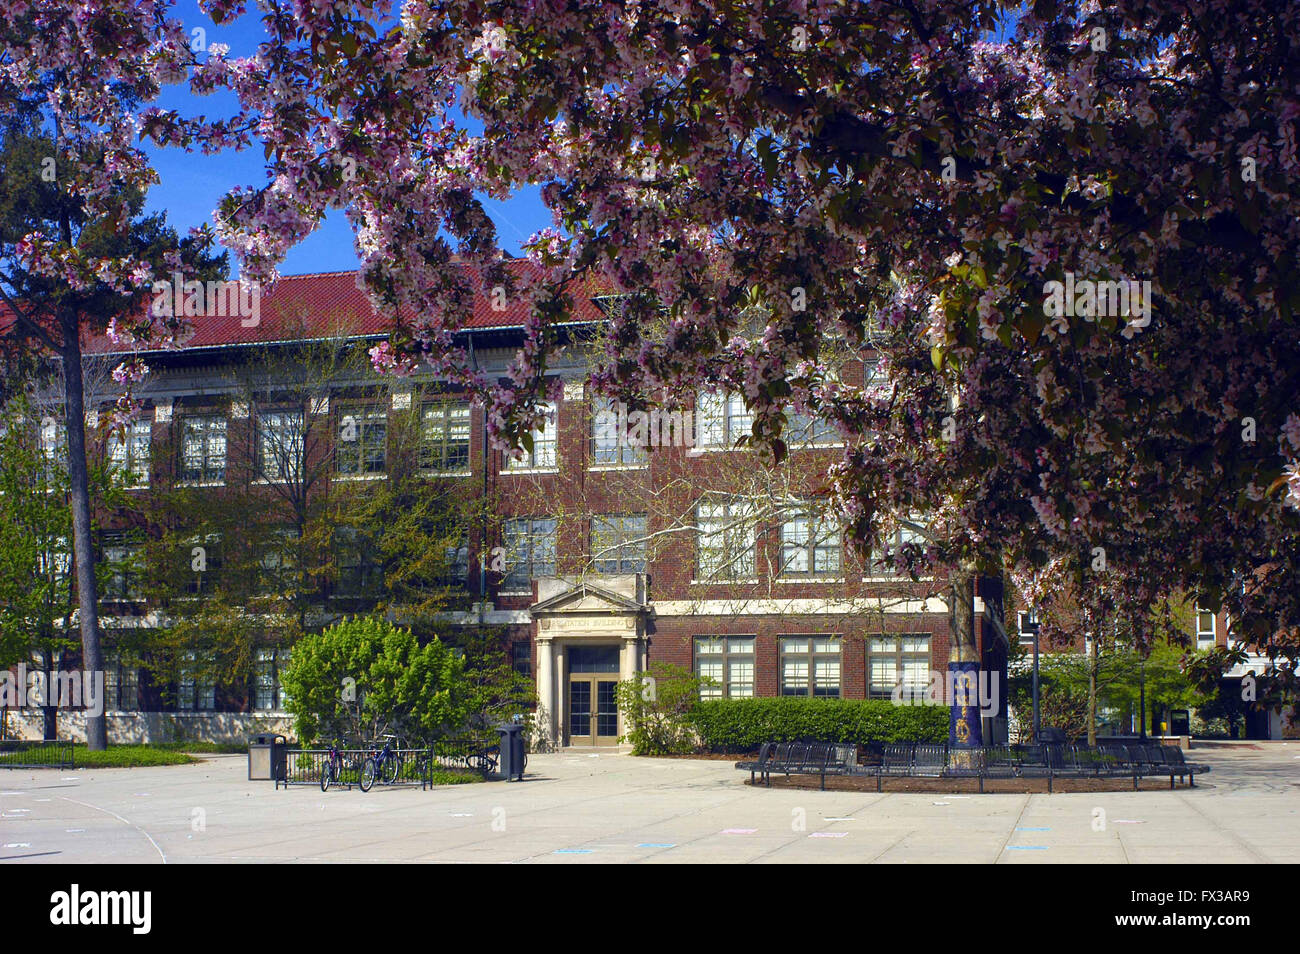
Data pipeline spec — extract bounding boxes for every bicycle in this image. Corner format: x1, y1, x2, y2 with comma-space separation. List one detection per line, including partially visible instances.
319, 741, 345, 792
463, 742, 499, 777
463, 742, 528, 778
359, 734, 403, 792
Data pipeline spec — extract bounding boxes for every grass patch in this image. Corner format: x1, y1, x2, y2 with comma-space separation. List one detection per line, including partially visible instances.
427, 768, 486, 785
143, 741, 249, 754
71, 745, 198, 767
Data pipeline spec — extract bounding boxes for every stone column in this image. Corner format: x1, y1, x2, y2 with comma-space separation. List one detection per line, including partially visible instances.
536, 636, 555, 747
620, 630, 642, 744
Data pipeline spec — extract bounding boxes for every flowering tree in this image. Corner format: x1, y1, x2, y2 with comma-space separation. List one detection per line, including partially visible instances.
186, 2, 1298, 724
0, 8, 225, 747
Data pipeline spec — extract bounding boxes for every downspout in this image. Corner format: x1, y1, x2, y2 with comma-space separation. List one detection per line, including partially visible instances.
469, 334, 488, 626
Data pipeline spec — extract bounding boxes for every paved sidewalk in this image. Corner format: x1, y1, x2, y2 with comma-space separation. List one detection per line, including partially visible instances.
1, 742, 1296, 863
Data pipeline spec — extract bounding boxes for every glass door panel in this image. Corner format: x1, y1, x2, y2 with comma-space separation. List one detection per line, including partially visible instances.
569, 680, 592, 741
596, 680, 619, 738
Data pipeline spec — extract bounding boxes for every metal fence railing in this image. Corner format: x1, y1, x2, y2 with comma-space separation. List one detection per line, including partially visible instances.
274, 738, 497, 790
0, 741, 75, 770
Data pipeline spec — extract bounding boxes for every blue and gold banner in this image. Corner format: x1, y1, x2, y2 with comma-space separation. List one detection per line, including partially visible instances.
948, 661, 984, 748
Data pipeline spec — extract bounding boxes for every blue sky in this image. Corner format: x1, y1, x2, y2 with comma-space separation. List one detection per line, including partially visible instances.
144, 1, 552, 277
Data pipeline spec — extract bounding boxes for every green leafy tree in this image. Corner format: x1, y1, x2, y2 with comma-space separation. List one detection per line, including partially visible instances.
135, 335, 479, 706
0, 388, 120, 739
279, 616, 469, 746
439, 628, 535, 733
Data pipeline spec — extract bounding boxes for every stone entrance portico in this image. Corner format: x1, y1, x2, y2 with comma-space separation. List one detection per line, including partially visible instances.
530, 575, 651, 747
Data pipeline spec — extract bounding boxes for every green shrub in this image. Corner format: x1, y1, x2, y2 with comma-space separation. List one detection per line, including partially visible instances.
280, 616, 470, 745
615, 663, 710, 755
689, 697, 949, 750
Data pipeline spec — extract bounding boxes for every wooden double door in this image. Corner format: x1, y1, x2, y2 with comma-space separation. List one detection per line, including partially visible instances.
566, 645, 620, 746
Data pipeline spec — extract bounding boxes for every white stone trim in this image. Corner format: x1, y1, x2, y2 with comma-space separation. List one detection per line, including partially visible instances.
653, 597, 949, 617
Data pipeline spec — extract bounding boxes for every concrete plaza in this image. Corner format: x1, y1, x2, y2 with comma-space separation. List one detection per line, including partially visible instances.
1, 742, 1297, 863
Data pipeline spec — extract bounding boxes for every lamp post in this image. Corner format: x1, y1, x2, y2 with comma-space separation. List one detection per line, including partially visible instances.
1139, 653, 1147, 741
1022, 610, 1041, 741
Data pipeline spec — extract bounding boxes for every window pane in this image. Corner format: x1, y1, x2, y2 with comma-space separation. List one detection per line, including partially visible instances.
505, 402, 556, 469
422, 402, 471, 472
728, 660, 754, 697
782, 660, 809, 695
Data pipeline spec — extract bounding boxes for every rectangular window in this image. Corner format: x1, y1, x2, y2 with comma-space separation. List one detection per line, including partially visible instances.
336, 407, 387, 475
421, 401, 471, 473
511, 642, 532, 678
1017, 611, 1037, 647
696, 499, 756, 580
870, 520, 927, 576
1196, 609, 1217, 648
257, 410, 303, 482
37, 537, 70, 585
100, 531, 142, 602
780, 636, 841, 697
333, 527, 382, 598
779, 509, 842, 576
180, 414, 227, 483
502, 517, 557, 590
107, 420, 151, 487
868, 635, 931, 699
443, 540, 469, 585
591, 397, 647, 465
39, 417, 67, 482
253, 648, 287, 711
787, 410, 838, 445
103, 654, 139, 711
591, 513, 647, 573
695, 392, 752, 448
504, 401, 557, 470
694, 636, 755, 699
257, 528, 299, 597
185, 534, 222, 595
177, 653, 215, 711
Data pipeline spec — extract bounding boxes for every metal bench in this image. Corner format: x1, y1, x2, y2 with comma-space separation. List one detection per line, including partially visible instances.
748, 741, 852, 790
736, 741, 1211, 791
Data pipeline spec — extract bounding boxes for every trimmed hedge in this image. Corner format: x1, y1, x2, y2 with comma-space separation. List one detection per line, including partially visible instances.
689, 698, 949, 750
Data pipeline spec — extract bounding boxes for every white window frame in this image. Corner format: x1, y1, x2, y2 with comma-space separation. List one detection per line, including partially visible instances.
694, 636, 756, 699
180, 413, 228, 485
695, 391, 752, 448
504, 402, 557, 471
107, 420, 152, 487
696, 499, 757, 581
421, 401, 472, 474
257, 409, 304, 483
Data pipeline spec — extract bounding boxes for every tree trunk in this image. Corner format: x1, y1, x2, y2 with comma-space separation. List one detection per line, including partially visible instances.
947, 568, 983, 749
60, 327, 107, 750
1087, 636, 1099, 747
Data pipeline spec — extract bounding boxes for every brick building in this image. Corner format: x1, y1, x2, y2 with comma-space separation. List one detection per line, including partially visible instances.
5, 268, 1012, 745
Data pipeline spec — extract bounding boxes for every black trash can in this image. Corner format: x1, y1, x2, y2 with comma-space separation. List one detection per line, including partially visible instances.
248, 732, 288, 781
495, 723, 526, 782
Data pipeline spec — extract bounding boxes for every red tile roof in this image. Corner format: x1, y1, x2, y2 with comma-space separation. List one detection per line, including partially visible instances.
4, 262, 612, 357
